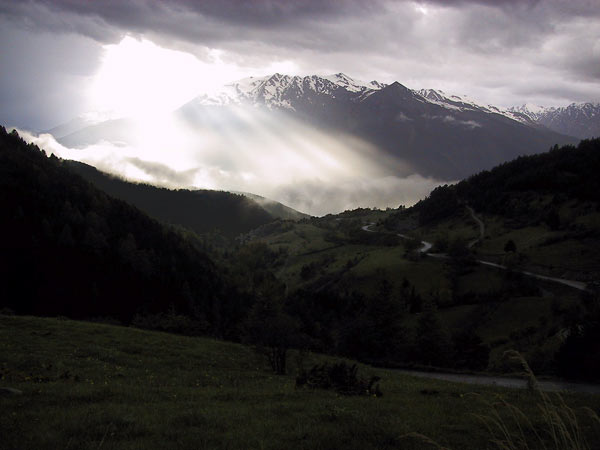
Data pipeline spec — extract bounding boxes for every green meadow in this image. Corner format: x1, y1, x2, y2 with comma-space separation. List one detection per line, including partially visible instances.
1, 315, 599, 450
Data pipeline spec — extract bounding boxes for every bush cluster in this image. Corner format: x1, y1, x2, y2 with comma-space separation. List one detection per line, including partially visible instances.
296, 361, 382, 396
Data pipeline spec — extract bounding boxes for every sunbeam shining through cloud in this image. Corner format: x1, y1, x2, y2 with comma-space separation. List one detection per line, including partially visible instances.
17, 105, 447, 216
90, 37, 250, 119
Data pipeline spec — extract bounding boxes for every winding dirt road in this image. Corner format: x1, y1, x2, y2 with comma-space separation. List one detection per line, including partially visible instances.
362, 210, 589, 292
396, 369, 600, 394
466, 205, 484, 248
362, 223, 432, 253
464, 207, 588, 291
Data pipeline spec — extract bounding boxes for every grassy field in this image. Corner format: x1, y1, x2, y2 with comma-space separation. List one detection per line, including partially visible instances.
251, 213, 589, 375
1, 315, 599, 450
460, 205, 600, 282
419, 211, 481, 247
402, 199, 600, 283
256, 215, 453, 300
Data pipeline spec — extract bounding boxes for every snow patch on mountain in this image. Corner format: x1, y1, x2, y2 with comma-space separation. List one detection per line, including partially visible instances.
507, 104, 554, 121
512, 103, 550, 116
321, 73, 385, 92
416, 88, 536, 124
417, 89, 489, 112
194, 73, 388, 109
509, 102, 600, 138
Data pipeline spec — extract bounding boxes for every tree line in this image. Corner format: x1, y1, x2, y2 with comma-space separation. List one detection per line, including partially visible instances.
410, 138, 600, 227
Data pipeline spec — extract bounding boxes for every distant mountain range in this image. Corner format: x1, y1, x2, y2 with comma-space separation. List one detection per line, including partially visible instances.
508, 103, 600, 139
179, 74, 587, 179
192, 73, 598, 140
47, 73, 594, 184
181, 73, 577, 179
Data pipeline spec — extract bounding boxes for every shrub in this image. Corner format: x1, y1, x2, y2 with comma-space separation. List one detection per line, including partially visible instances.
296, 361, 382, 396
503, 239, 517, 253
244, 297, 302, 375
452, 328, 490, 371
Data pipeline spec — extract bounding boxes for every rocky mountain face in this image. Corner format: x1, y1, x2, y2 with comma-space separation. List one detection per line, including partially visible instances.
509, 103, 600, 139
181, 74, 576, 179
53, 73, 580, 181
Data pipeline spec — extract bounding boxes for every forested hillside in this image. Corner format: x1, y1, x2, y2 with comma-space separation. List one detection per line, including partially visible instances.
386, 139, 600, 380
244, 140, 600, 379
413, 139, 600, 226
66, 161, 275, 237
0, 127, 243, 334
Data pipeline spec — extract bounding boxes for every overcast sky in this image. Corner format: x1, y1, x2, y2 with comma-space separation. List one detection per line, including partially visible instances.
1, 0, 599, 130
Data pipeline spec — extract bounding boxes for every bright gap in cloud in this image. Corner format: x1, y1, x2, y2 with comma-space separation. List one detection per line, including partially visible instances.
90, 36, 247, 119
414, 3, 429, 15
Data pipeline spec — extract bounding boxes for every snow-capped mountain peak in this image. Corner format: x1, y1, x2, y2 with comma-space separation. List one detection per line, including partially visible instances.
194, 73, 387, 109
321, 72, 382, 92
188, 73, 599, 139
417, 88, 447, 103
507, 103, 553, 120
416, 88, 498, 114
522, 103, 549, 115
508, 102, 600, 138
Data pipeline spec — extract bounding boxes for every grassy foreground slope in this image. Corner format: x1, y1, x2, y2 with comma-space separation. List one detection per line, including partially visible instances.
1, 315, 599, 450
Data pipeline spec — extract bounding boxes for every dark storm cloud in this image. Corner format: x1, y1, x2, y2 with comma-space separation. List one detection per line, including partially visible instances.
421, 0, 600, 15
2, 0, 597, 65
3, 0, 598, 40
45, 0, 381, 25
0, 0, 385, 46
0, 18, 102, 129
171, 0, 382, 26
3, 0, 597, 73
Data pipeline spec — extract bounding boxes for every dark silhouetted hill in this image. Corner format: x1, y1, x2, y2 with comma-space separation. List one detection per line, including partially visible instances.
65, 161, 277, 237
0, 127, 247, 335
412, 138, 600, 225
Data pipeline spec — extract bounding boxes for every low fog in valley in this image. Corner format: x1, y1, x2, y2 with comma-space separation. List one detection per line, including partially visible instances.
19, 107, 446, 215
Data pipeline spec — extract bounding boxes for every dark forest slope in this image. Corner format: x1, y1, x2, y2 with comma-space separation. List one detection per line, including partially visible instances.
65, 161, 276, 237
0, 127, 245, 333
412, 139, 600, 226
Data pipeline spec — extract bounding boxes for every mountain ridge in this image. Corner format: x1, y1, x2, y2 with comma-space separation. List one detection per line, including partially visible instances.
509, 102, 600, 139
65, 161, 309, 236
192, 73, 598, 139
192, 73, 585, 126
